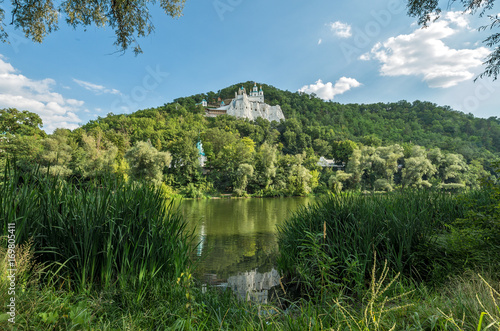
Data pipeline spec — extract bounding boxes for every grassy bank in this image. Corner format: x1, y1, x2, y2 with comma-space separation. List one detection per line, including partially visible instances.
0, 170, 196, 329
275, 179, 500, 329
1, 169, 499, 329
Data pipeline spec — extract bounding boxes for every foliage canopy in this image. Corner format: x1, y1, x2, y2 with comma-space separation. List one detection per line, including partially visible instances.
0, 0, 185, 54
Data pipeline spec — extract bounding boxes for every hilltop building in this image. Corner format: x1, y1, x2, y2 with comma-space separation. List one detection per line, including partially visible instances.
205, 83, 285, 122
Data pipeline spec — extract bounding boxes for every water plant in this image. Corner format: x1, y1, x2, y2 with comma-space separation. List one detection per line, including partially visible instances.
277, 190, 467, 295
0, 168, 194, 296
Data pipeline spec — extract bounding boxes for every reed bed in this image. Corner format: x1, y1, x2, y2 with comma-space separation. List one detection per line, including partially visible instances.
277, 190, 468, 296
0, 170, 194, 297
2, 169, 499, 329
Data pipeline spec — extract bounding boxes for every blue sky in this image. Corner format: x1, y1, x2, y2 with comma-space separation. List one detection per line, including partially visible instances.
0, 0, 499, 132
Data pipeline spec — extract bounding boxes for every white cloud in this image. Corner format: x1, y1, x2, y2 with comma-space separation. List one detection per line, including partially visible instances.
365, 11, 490, 88
444, 11, 469, 29
359, 53, 371, 61
329, 21, 352, 38
67, 99, 84, 106
73, 78, 121, 95
298, 77, 361, 100
318, 38, 322, 45
0, 55, 83, 133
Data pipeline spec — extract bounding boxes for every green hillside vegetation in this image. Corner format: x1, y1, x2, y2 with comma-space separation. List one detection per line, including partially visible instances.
1, 82, 499, 197
2, 84, 500, 329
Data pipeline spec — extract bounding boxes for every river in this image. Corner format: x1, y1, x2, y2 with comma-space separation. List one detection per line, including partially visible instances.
180, 197, 314, 302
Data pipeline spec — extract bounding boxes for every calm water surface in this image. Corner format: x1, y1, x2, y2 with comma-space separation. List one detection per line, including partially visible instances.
180, 197, 313, 302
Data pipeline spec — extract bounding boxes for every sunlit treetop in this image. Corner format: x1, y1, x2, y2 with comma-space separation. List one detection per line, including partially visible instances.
0, 0, 186, 55
0, 108, 46, 137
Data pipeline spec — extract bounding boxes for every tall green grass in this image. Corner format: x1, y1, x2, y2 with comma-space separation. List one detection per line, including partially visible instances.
277, 190, 467, 296
0, 169, 194, 298
1, 169, 499, 329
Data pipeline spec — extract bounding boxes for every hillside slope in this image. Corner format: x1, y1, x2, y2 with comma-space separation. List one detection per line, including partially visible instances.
175, 81, 500, 161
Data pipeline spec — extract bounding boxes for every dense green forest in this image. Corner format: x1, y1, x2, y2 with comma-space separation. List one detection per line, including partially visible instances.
1, 81, 499, 197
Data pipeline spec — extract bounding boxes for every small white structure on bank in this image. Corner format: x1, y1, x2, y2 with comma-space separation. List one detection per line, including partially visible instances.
317, 157, 335, 167
317, 156, 344, 168
208, 83, 285, 122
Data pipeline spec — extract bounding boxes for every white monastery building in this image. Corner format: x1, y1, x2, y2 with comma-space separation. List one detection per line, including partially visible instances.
205, 83, 285, 122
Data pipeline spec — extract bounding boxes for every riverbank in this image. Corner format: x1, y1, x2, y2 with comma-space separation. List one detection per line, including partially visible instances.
2, 266, 499, 330
1, 171, 499, 329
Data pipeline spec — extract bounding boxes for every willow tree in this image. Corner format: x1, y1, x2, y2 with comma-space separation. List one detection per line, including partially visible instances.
402, 146, 437, 188
1, 0, 186, 54
234, 163, 254, 196
125, 141, 171, 183
38, 130, 74, 177
253, 142, 277, 189
368, 145, 404, 191
78, 132, 119, 179
328, 170, 352, 194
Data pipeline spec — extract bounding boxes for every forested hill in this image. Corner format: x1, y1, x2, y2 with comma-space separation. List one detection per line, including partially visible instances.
2, 81, 500, 195
175, 81, 500, 161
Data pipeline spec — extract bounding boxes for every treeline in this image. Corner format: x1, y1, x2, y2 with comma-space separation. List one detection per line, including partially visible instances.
1, 82, 499, 196
179, 82, 500, 160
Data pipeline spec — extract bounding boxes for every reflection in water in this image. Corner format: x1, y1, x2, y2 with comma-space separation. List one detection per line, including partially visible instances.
196, 223, 205, 257
227, 268, 280, 303
181, 197, 313, 301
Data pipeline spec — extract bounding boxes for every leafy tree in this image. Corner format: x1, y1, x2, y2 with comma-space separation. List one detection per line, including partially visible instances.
0, 108, 45, 137
38, 131, 74, 177
407, 0, 500, 79
359, 146, 377, 188
328, 170, 352, 193
0, 134, 43, 172
77, 132, 118, 179
166, 132, 201, 187
439, 153, 469, 190
125, 141, 171, 183
1, 0, 186, 54
299, 147, 318, 171
287, 163, 313, 196
345, 148, 363, 189
402, 146, 437, 188
253, 142, 278, 189
344, 145, 394, 190
428, 148, 469, 189
371, 144, 404, 190
312, 138, 331, 157
361, 134, 382, 147
113, 158, 130, 182
204, 128, 255, 191
465, 159, 490, 189
374, 178, 393, 192
234, 163, 254, 196
309, 169, 320, 192
286, 153, 314, 195
331, 140, 357, 164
